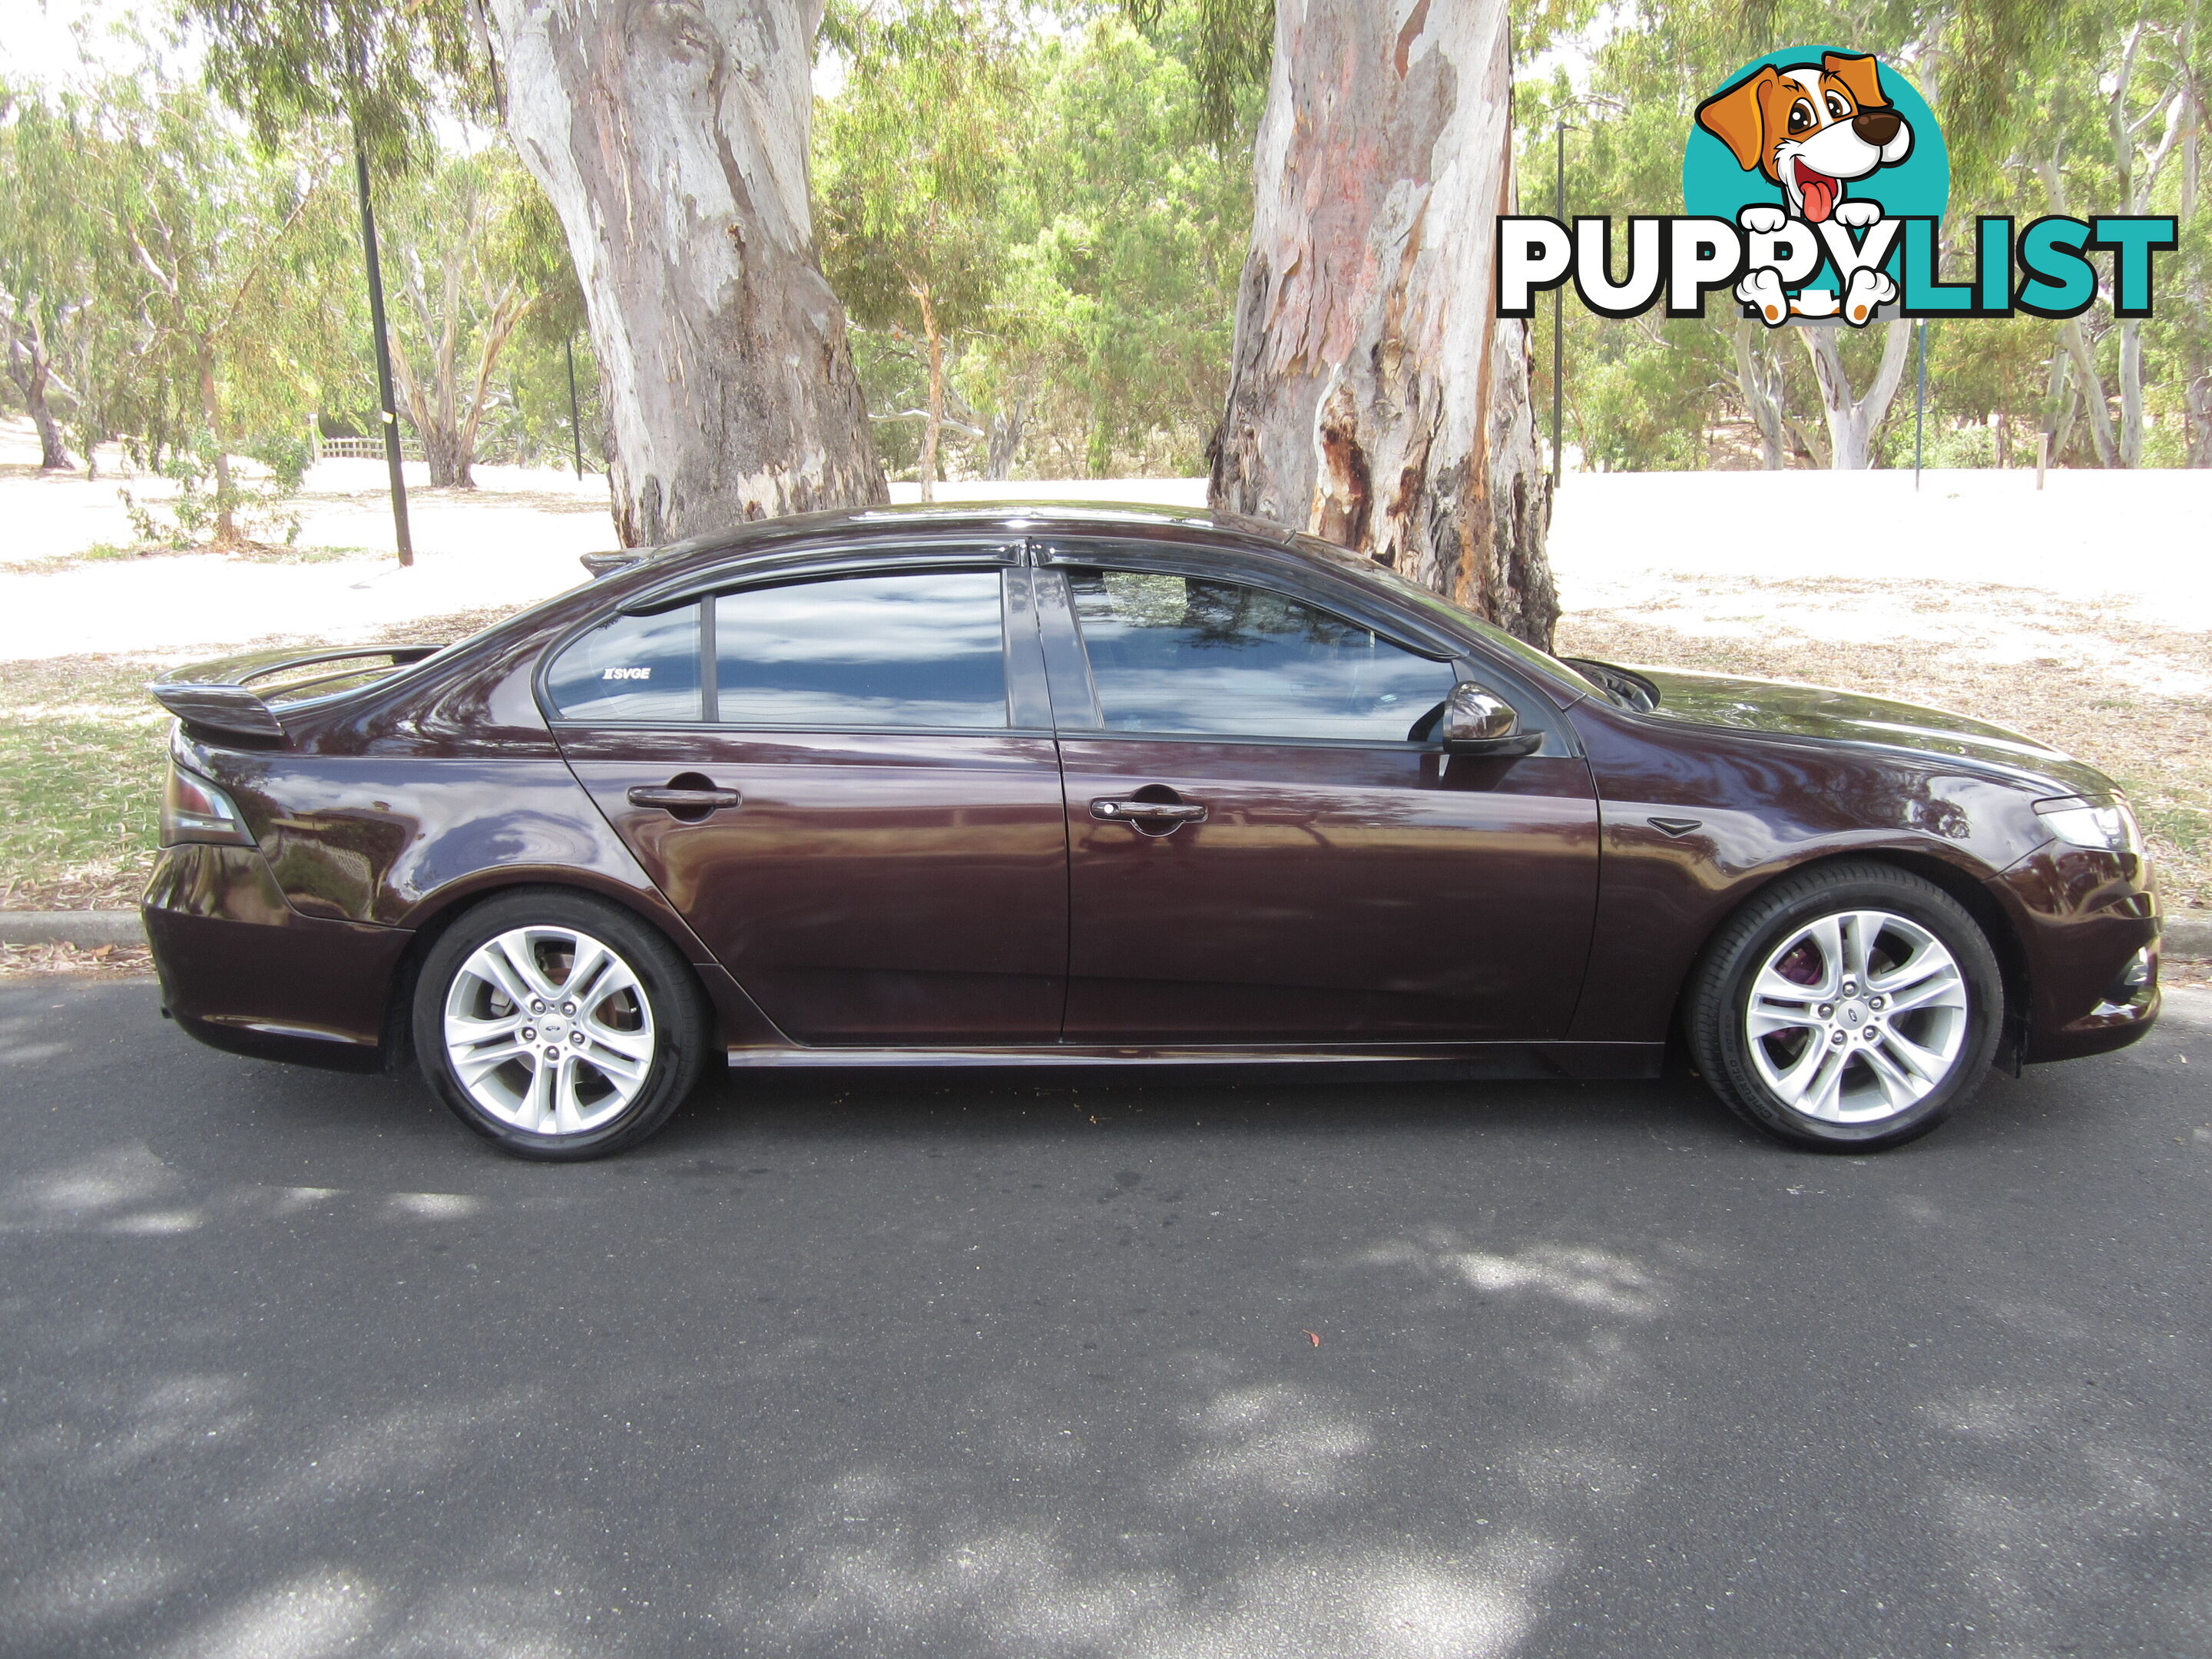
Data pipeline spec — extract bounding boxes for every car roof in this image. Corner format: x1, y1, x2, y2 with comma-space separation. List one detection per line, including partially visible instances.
627, 499, 1305, 574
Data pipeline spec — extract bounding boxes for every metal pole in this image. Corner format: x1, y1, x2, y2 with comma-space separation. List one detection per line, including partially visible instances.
1551, 120, 1567, 483
1913, 320, 1928, 491
353, 137, 413, 566
565, 335, 586, 479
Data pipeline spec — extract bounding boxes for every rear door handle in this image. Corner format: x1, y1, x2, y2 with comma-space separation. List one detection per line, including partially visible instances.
1091, 797, 1207, 824
628, 786, 742, 812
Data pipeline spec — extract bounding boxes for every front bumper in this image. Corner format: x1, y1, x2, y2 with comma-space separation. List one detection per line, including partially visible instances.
1988, 845, 2161, 1065
143, 843, 412, 1072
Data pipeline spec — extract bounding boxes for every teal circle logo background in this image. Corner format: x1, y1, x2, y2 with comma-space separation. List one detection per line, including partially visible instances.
1682, 48, 1949, 227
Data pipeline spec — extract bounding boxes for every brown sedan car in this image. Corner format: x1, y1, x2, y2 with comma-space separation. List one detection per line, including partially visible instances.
143, 504, 2161, 1158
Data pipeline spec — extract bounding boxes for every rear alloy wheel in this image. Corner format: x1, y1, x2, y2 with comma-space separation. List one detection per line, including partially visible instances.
414, 892, 707, 1159
1685, 863, 2002, 1151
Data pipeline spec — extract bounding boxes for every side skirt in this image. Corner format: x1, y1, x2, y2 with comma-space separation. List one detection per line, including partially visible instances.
724, 1041, 1663, 1081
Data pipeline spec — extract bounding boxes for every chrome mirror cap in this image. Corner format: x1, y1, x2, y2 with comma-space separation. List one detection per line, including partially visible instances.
1441, 684, 1542, 757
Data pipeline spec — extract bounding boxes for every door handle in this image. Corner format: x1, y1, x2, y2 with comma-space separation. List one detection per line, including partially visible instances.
628, 785, 742, 812
1091, 797, 1207, 824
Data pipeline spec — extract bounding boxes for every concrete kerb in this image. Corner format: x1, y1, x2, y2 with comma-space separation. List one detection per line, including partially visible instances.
0, 911, 147, 948
4, 909, 2210, 959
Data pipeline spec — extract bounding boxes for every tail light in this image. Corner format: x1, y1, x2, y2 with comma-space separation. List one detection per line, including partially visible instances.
161, 766, 255, 847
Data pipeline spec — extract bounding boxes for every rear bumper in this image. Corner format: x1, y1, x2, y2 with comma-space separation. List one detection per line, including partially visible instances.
142, 843, 412, 1072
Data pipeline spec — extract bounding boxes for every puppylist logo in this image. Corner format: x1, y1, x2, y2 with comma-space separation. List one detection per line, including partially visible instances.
1498, 48, 2177, 328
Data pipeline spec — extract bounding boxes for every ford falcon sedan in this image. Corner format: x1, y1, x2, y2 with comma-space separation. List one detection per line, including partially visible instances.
142, 503, 2161, 1158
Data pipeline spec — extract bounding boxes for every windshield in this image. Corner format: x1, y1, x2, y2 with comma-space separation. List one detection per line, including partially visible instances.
1283, 531, 1610, 700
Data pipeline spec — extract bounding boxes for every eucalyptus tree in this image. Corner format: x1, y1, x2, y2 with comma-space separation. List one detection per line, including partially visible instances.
180, 0, 887, 545
0, 85, 93, 471
93, 79, 359, 545
818, 0, 1018, 499
999, 10, 1257, 478
1211, 0, 1557, 644
377, 144, 558, 488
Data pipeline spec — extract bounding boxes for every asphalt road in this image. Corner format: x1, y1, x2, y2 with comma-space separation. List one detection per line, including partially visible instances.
3, 979, 2208, 1659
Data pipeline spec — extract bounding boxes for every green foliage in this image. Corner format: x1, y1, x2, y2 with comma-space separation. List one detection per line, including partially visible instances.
174, 0, 484, 175
818, 3, 1257, 478
117, 439, 303, 550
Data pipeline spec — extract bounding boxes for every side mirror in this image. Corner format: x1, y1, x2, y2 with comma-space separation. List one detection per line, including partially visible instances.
1441, 683, 1542, 757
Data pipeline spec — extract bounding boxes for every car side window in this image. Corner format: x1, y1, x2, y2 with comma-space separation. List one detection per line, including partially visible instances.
545, 602, 703, 722
714, 569, 1008, 729
1066, 568, 1456, 741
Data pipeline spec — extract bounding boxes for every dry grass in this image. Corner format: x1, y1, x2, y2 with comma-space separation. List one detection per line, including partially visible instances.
1558, 574, 2212, 913
0, 940, 154, 978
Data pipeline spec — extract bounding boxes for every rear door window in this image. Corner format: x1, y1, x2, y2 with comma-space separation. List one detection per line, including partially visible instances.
1067, 568, 1455, 741
714, 570, 1008, 729
545, 602, 703, 722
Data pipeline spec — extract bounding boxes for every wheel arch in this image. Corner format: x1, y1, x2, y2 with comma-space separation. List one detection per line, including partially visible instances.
1672, 846, 2031, 1071
377, 875, 720, 1080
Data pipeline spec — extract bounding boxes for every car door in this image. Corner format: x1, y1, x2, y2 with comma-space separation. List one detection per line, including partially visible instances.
548, 551, 1068, 1046
1038, 545, 1601, 1043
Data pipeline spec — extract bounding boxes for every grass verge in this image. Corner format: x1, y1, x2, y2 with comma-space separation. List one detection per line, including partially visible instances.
0, 607, 522, 913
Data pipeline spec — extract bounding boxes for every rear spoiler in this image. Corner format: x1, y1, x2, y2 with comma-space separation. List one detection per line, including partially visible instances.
149, 644, 445, 742
581, 549, 645, 578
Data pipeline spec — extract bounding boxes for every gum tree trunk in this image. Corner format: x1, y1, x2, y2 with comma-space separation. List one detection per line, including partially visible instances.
488, 0, 886, 546
5, 318, 74, 472
1799, 322, 1913, 471
1209, 0, 1557, 648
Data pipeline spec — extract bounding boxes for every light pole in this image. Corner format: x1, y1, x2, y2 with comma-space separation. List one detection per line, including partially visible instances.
1551, 119, 1578, 485
352, 137, 413, 567
565, 335, 586, 479
1913, 320, 1929, 491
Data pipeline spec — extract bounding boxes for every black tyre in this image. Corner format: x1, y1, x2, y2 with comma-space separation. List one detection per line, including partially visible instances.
1684, 861, 2003, 1151
412, 889, 710, 1161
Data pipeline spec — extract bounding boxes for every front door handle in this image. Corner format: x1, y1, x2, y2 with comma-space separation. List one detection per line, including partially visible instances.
1091, 797, 1207, 825
628, 785, 742, 813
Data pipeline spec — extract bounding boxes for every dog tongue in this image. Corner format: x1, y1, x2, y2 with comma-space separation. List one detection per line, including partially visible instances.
1798, 164, 1839, 223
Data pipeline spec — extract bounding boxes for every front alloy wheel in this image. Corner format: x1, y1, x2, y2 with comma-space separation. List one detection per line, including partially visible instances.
1686, 863, 2002, 1151
415, 891, 707, 1159
1744, 909, 1969, 1124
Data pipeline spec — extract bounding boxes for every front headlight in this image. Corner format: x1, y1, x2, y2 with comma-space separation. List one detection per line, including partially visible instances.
2035, 796, 2143, 855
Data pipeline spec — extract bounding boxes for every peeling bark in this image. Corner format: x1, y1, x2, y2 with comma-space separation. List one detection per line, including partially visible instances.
1209, 0, 1557, 650
488, 0, 886, 545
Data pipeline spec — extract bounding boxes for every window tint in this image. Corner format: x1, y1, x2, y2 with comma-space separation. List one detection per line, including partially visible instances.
1068, 568, 1455, 741
715, 570, 1008, 728
545, 602, 702, 722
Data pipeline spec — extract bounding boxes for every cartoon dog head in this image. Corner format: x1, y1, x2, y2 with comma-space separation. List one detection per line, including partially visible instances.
1694, 51, 1912, 224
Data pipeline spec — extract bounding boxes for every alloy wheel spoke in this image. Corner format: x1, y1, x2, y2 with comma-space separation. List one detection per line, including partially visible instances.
1880, 961, 1965, 1014
1858, 1041, 1922, 1110
1801, 916, 1846, 999
520, 1049, 558, 1132
468, 945, 538, 1015
562, 938, 615, 1006
551, 1055, 591, 1134
1877, 1025, 1951, 1084
1800, 1044, 1852, 1119
1839, 912, 1876, 988
1772, 1031, 1835, 1107
455, 1033, 531, 1085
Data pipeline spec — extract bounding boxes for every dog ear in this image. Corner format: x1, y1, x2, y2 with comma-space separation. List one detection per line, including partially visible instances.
1822, 51, 1889, 111
1696, 66, 1779, 173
